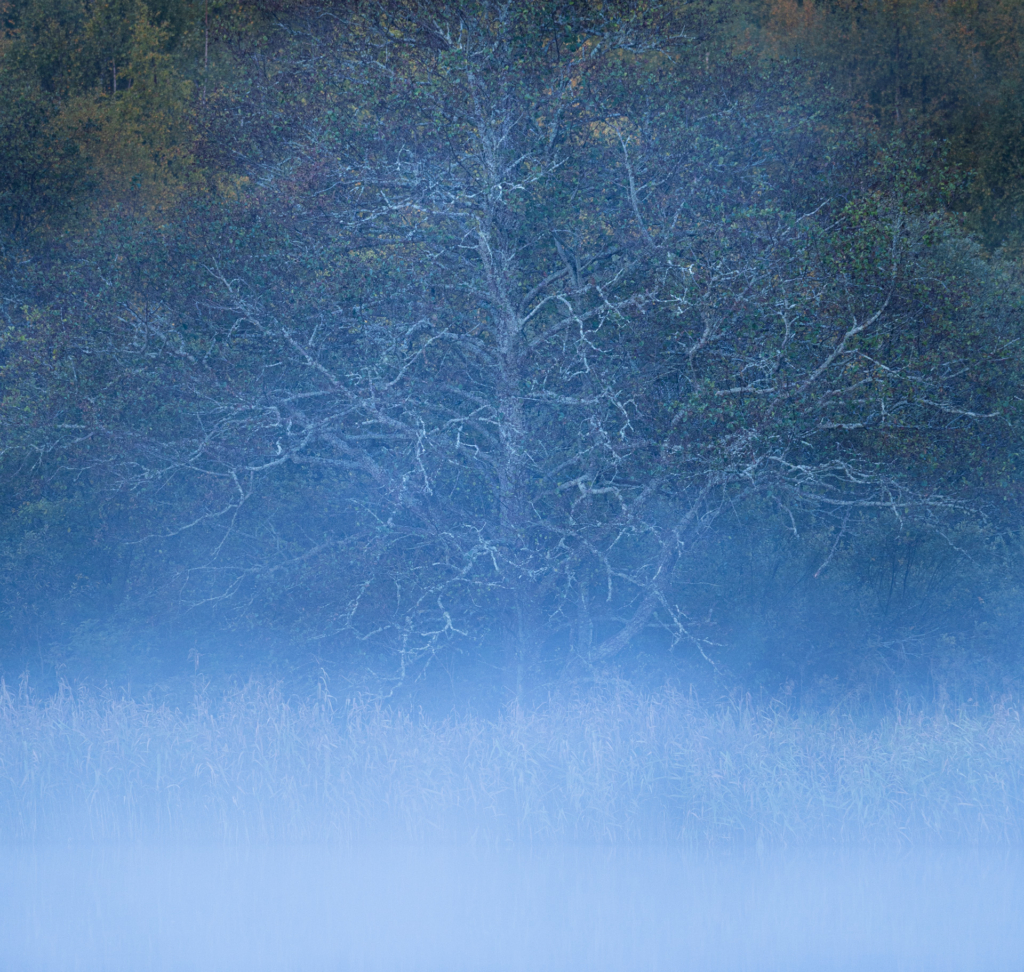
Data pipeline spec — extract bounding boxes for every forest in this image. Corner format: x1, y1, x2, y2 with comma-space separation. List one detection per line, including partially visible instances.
6, 17, 1024, 970
1, 0, 1024, 714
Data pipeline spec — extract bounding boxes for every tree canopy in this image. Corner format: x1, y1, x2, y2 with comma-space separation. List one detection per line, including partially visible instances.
2, 0, 1023, 701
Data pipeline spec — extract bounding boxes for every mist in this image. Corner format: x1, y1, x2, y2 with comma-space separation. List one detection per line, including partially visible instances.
4, 844, 1023, 971
3, 674, 1024, 968
4, 0, 1024, 967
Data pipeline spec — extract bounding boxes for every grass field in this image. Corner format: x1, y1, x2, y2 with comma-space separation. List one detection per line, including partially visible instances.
2, 675, 1022, 845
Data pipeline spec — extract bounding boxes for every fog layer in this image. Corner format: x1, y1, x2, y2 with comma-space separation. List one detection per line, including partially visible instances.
3, 844, 1022, 972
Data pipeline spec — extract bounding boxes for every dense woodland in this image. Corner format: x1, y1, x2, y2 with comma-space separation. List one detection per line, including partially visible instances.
1, 0, 1024, 704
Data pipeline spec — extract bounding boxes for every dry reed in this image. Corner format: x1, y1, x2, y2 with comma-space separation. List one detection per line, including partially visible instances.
1, 676, 1022, 845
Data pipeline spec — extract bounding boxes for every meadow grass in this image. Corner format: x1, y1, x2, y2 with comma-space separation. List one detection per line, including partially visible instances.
1, 675, 1022, 845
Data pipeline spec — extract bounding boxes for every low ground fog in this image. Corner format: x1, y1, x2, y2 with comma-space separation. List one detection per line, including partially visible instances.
3, 675, 1022, 846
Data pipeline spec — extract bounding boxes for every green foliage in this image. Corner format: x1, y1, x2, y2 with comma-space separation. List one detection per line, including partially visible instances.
0, 66, 91, 228
758, 0, 1024, 249
0, 0, 200, 228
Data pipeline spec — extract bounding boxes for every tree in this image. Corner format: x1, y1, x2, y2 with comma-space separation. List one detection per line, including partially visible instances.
759, 0, 1024, 251
3, 0, 1013, 694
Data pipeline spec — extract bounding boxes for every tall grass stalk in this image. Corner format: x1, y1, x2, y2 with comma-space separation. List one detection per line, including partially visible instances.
1, 676, 1022, 845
